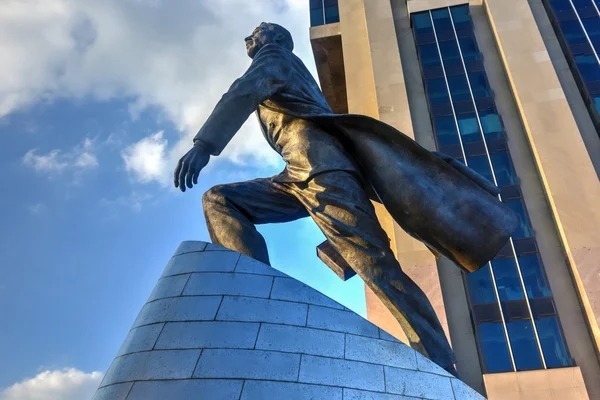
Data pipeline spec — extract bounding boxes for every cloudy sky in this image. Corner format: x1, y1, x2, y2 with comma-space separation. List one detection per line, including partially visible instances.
0, 0, 367, 398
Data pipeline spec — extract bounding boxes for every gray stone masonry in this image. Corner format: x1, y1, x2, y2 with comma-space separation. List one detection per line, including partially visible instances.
93, 241, 485, 400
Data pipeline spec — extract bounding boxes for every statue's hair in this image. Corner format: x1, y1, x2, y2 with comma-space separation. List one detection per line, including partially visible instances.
260, 22, 294, 52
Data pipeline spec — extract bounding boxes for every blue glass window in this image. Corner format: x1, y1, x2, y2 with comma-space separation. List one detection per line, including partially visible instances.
507, 320, 544, 370
466, 155, 494, 184
450, 4, 471, 24
575, 54, 600, 82
559, 20, 587, 46
506, 199, 534, 238
459, 37, 481, 61
477, 323, 513, 373
434, 116, 460, 146
518, 255, 552, 298
448, 75, 471, 102
426, 79, 450, 104
490, 151, 517, 187
310, 0, 325, 26
432, 8, 453, 31
467, 265, 497, 304
457, 113, 480, 142
536, 317, 572, 368
479, 110, 504, 141
491, 258, 525, 301
594, 95, 600, 113
324, 0, 340, 24
440, 40, 461, 64
413, 12, 432, 31
549, 0, 572, 13
469, 72, 492, 99
419, 44, 441, 66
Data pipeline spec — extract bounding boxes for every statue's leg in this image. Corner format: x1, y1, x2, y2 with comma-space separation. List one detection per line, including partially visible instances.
292, 171, 456, 373
202, 178, 308, 265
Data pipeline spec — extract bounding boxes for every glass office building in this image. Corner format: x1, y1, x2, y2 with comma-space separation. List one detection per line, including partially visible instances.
310, 0, 600, 398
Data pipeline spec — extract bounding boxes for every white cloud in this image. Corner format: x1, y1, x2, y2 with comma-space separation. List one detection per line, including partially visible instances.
23, 149, 69, 173
28, 202, 47, 215
121, 131, 168, 185
0, 368, 102, 400
1, 0, 310, 184
22, 137, 99, 176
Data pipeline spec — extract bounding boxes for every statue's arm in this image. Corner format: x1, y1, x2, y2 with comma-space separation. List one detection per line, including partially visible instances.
193, 44, 292, 156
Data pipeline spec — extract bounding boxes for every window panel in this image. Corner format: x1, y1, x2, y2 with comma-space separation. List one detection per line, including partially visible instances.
506, 320, 544, 370
433, 116, 460, 146
559, 20, 588, 46
477, 323, 513, 373
418, 43, 441, 66
536, 317, 572, 368
459, 37, 481, 61
310, 0, 325, 27
574, 54, 600, 82
506, 199, 534, 238
324, 0, 339, 24
490, 151, 518, 187
425, 78, 450, 104
469, 72, 492, 99
432, 8, 453, 31
479, 109, 503, 141
457, 112, 481, 142
412, 12, 432, 30
466, 155, 494, 184
518, 255, 552, 299
467, 265, 497, 305
491, 258, 525, 302
448, 74, 471, 102
450, 4, 470, 24
549, 0, 575, 12
439, 40, 461, 64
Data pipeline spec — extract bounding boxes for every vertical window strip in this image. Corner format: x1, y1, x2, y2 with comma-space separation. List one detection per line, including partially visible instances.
447, 8, 548, 370
429, 9, 517, 372
567, 0, 600, 64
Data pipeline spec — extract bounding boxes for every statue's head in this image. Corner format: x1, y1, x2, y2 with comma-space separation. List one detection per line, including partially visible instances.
244, 22, 294, 58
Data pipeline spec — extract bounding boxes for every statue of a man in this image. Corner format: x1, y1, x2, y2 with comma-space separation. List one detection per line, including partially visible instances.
175, 22, 517, 377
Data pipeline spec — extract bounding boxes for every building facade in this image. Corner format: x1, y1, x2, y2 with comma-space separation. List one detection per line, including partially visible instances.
309, 0, 600, 398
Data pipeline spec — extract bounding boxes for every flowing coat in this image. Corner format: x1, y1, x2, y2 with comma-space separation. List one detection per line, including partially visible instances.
194, 44, 518, 273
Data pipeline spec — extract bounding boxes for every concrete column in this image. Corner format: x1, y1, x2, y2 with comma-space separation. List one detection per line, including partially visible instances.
92, 241, 483, 400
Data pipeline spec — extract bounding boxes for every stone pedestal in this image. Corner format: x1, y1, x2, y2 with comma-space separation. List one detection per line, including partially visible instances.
93, 241, 484, 400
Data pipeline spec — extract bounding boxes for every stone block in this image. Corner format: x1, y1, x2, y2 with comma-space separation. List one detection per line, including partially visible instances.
299, 355, 385, 392
384, 366, 454, 399
270, 277, 345, 309
194, 349, 300, 381
255, 323, 345, 357
205, 243, 233, 251
183, 272, 273, 298
379, 328, 401, 343
133, 296, 222, 327
343, 389, 420, 400
345, 334, 417, 370
154, 321, 260, 350
101, 350, 200, 385
415, 352, 453, 377
172, 241, 207, 256
117, 323, 164, 356
127, 379, 243, 400
147, 274, 189, 302
234, 254, 288, 277
241, 381, 343, 400
451, 378, 486, 400
307, 306, 379, 338
217, 296, 307, 326
161, 251, 240, 278
91, 382, 133, 400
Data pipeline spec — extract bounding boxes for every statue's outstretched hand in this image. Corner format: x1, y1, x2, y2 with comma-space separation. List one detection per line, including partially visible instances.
174, 144, 211, 192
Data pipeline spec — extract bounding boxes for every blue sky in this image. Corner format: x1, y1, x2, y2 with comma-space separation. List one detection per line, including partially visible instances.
0, 1, 366, 398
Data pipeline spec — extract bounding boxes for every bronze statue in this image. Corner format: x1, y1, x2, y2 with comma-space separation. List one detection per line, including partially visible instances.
174, 22, 518, 377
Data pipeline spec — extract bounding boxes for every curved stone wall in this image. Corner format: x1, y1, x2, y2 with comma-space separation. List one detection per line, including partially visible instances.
93, 241, 485, 400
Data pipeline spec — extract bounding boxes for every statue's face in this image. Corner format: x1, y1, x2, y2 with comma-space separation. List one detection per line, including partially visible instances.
244, 24, 279, 59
